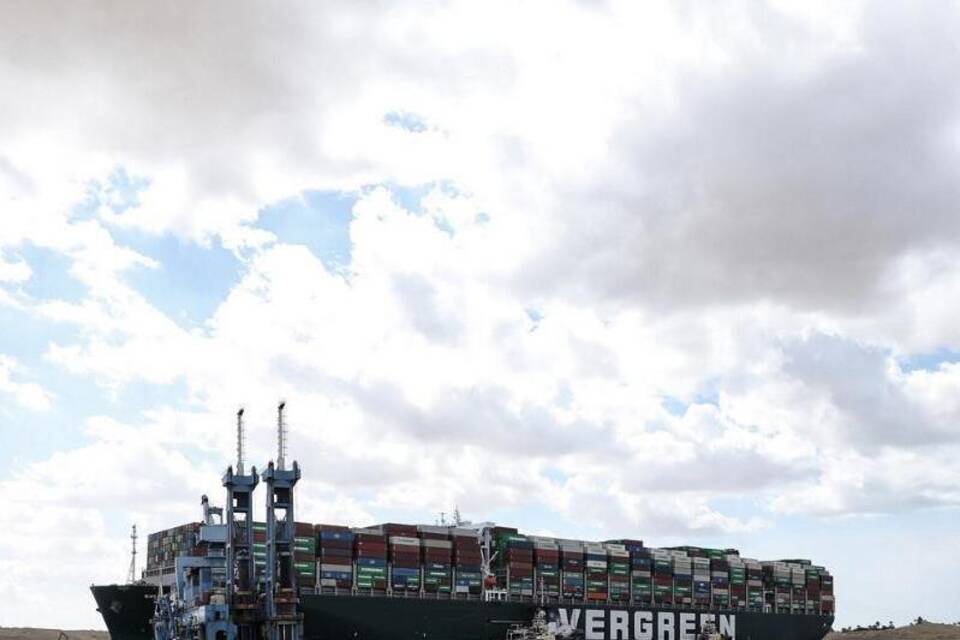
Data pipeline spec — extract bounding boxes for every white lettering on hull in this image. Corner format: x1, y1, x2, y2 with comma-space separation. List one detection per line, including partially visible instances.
558, 609, 581, 633
657, 612, 674, 640
610, 611, 629, 640
586, 609, 605, 640
678, 613, 696, 640
719, 614, 736, 637
549, 608, 737, 640
634, 611, 653, 640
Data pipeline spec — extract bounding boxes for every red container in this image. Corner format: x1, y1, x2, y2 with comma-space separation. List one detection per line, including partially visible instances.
315, 524, 351, 532
419, 532, 449, 541
380, 523, 418, 536
321, 539, 352, 550
356, 532, 386, 543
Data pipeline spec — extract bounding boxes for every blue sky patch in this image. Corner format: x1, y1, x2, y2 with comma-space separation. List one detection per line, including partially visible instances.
18, 243, 88, 303
383, 110, 429, 133
897, 348, 960, 372
114, 230, 242, 328
258, 190, 355, 274
662, 396, 688, 417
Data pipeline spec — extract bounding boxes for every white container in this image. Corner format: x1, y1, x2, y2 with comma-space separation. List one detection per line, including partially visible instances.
422, 539, 453, 549
417, 525, 450, 535
586, 560, 608, 569
389, 536, 421, 546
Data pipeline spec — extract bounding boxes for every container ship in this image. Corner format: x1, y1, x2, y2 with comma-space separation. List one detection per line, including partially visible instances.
91, 405, 835, 640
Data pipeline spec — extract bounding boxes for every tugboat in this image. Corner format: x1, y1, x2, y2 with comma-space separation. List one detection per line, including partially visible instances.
698, 620, 725, 640
507, 610, 556, 640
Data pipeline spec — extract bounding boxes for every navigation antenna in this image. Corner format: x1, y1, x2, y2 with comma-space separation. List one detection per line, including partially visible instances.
236, 407, 246, 475
277, 400, 287, 470
127, 524, 137, 583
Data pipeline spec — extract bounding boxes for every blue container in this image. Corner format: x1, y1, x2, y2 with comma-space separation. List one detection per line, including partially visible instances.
694, 581, 710, 594
320, 571, 353, 580
456, 564, 482, 572
357, 557, 387, 567
319, 531, 355, 542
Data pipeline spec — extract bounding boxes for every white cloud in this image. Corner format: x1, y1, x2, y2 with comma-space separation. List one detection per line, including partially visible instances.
0, 354, 52, 411
0, 253, 31, 283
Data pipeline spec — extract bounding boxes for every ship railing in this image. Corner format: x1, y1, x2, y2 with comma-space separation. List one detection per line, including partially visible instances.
306, 586, 823, 615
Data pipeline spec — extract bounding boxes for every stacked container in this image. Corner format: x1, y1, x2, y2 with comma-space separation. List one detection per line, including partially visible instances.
744, 558, 763, 611
253, 522, 267, 584
419, 526, 453, 595
727, 556, 747, 608
652, 550, 673, 604
497, 534, 534, 597
144, 518, 834, 615
671, 551, 692, 605
763, 562, 791, 613
559, 541, 585, 600
531, 537, 560, 599
790, 565, 806, 613
605, 544, 630, 603
711, 558, 730, 608
630, 548, 653, 604
450, 528, 482, 597
820, 572, 834, 615
386, 528, 420, 594
146, 523, 200, 571
692, 556, 711, 607
316, 525, 353, 591
292, 522, 317, 590
583, 543, 608, 602
805, 566, 823, 614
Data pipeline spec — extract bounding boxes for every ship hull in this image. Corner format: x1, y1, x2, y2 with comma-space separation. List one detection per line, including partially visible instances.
91, 586, 834, 640
300, 594, 834, 640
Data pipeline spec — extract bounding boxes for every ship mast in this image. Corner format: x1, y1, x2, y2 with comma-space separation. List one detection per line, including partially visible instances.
127, 524, 137, 584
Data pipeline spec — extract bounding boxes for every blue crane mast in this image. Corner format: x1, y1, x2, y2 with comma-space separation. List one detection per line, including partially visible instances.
153, 404, 303, 640
262, 402, 303, 640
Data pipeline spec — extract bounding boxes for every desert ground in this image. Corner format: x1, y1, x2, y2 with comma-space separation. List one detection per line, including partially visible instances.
0, 631, 109, 640
826, 624, 960, 639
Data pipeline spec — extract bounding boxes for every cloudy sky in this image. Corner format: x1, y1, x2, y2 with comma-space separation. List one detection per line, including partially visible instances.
1, 0, 959, 630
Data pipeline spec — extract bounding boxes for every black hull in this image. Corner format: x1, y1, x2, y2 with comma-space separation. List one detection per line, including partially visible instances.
90, 584, 159, 640
301, 594, 834, 640
91, 585, 834, 640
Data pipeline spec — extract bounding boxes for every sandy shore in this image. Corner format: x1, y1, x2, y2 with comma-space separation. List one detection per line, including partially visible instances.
0, 631, 109, 640
826, 624, 960, 640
